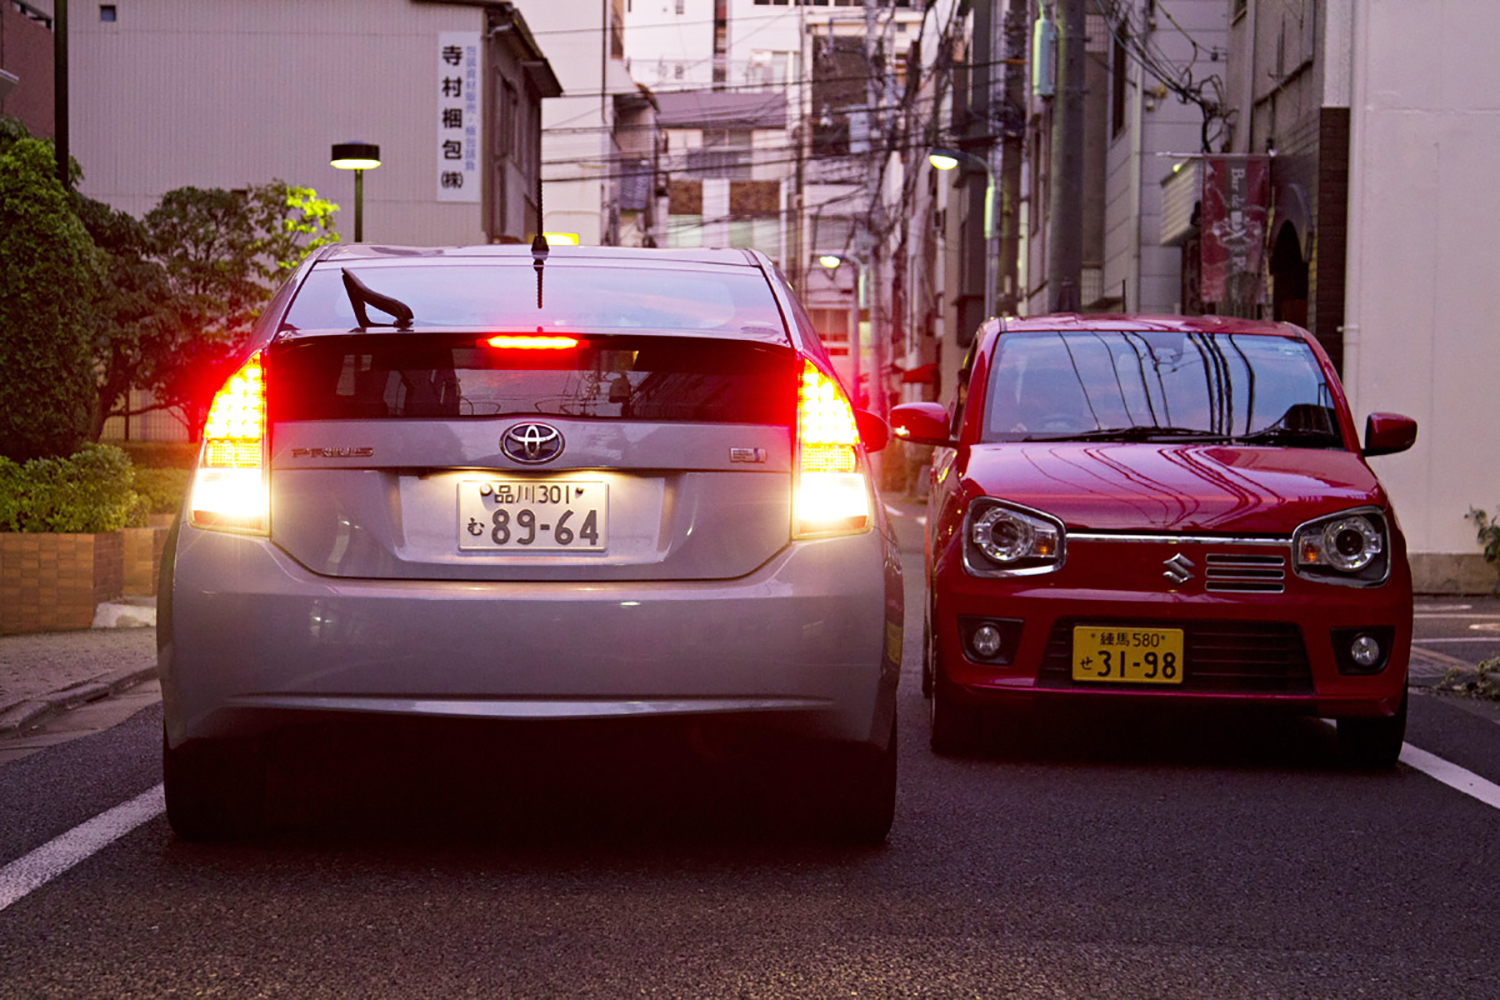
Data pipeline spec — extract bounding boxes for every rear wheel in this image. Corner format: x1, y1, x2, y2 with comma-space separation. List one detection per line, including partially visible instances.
1337, 686, 1408, 769
822, 715, 897, 845
921, 603, 934, 697
163, 729, 265, 842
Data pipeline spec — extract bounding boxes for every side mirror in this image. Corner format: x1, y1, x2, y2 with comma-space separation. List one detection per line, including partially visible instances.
889, 402, 954, 448
855, 409, 889, 452
1364, 412, 1417, 457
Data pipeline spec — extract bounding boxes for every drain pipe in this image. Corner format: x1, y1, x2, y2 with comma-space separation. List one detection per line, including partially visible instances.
1340, 1, 1368, 416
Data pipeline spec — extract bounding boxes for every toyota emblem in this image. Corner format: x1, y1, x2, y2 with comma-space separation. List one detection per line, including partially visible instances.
501, 423, 564, 464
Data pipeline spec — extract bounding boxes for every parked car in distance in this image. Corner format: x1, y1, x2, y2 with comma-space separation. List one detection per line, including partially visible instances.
160, 243, 901, 842
892, 314, 1416, 766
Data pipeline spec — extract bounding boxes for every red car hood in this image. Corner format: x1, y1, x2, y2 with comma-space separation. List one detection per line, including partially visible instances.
962, 442, 1386, 535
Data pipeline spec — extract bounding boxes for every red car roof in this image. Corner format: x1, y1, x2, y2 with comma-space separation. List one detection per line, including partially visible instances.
997, 313, 1302, 337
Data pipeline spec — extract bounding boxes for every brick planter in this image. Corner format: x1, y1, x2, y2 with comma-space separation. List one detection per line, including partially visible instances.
0, 532, 125, 635
123, 526, 169, 597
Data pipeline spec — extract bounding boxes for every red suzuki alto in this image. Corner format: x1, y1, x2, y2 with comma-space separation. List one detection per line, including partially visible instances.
892, 315, 1417, 766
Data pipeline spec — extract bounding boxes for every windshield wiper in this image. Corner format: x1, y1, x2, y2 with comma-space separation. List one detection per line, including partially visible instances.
1020, 426, 1231, 443
1232, 426, 1342, 447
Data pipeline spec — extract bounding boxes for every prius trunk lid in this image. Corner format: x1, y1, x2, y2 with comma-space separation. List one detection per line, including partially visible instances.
265, 331, 798, 582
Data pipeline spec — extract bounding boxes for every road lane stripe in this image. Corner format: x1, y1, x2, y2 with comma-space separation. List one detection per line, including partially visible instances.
1398, 745, 1500, 811
0, 783, 164, 914
1413, 637, 1500, 644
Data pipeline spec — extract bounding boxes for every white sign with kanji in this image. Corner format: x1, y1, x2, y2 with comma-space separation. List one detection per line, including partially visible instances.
436, 32, 481, 203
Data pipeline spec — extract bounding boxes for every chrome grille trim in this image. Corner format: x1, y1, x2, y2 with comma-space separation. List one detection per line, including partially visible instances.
1203, 552, 1287, 593
1071, 533, 1289, 547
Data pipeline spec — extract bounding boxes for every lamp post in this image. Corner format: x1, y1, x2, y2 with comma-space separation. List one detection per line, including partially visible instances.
930, 146, 997, 322
816, 252, 868, 410
330, 142, 381, 243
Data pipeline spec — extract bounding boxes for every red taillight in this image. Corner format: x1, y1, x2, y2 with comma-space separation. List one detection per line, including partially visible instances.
794, 358, 871, 537
190, 351, 269, 533
479, 335, 579, 350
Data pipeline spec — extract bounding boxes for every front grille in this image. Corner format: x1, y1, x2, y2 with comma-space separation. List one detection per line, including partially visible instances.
1039, 619, 1312, 694
1204, 553, 1286, 594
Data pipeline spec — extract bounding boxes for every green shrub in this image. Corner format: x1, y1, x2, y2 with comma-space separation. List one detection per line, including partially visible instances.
0, 138, 100, 462
131, 466, 191, 515
116, 440, 199, 470
1466, 507, 1500, 594
0, 443, 143, 533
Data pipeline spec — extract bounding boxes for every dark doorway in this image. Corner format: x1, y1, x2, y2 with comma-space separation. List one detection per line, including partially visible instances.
1270, 223, 1308, 327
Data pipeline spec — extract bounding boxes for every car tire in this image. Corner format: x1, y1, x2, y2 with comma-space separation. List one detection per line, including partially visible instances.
163, 729, 265, 842
921, 604, 934, 697
1337, 686, 1408, 769
929, 671, 982, 756
823, 715, 897, 846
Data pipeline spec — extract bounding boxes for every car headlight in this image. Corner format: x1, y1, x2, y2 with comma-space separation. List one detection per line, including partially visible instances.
1293, 508, 1390, 586
963, 500, 1065, 577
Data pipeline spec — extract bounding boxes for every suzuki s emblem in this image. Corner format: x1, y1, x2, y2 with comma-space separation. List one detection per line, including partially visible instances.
502, 423, 564, 464
1162, 553, 1196, 584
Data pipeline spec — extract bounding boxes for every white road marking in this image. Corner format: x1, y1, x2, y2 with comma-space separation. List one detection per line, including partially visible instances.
1398, 744, 1500, 812
1413, 637, 1500, 644
0, 784, 164, 914
1415, 604, 1474, 613
1413, 613, 1500, 619
882, 503, 927, 527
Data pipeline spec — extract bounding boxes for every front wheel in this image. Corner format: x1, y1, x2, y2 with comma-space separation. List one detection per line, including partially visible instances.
930, 672, 982, 756
1337, 687, 1408, 769
163, 730, 265, 842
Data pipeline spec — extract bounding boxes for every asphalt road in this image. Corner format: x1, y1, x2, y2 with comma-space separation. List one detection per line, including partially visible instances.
2, 517, 1499, 998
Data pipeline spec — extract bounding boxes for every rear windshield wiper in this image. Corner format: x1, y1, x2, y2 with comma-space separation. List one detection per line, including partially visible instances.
1020, 426, 1231, 443
342, 269, 414, 330
1232, 426, 1343, 447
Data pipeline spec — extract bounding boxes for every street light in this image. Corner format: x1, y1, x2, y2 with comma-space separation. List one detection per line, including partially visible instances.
816, 252, 868, 410
330, 141, 381, 243
929, 146, 997, 322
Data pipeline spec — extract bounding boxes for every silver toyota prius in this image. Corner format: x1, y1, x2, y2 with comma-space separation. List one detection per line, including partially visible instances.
159, 243, 901, 842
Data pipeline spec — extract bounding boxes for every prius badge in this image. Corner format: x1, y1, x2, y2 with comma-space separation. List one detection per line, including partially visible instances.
502, 422, 564, 464
1162, 553, 1196, 585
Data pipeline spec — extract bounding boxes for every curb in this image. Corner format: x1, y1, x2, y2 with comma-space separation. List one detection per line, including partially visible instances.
0, 664, 160, 739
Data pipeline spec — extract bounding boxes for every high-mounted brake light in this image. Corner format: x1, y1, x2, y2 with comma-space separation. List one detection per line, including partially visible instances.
480, 335, 579, 350
794, 358, 871, 537
190, 351, 269, 533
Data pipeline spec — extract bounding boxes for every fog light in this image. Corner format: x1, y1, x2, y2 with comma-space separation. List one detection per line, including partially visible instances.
1350, 634, 1382, 668
972, 624, 1004, 659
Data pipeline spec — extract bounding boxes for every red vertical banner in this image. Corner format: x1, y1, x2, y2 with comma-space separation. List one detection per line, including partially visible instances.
1200, 156, 1270, 306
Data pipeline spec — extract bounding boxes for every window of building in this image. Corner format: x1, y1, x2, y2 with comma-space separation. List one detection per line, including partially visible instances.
100, 4, 117, 21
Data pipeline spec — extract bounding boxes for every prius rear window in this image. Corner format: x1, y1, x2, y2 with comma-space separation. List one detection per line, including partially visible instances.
269, 334, 797, 425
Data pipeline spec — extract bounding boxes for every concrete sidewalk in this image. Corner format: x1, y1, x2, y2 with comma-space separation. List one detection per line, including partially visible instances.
0, 606, 158, 739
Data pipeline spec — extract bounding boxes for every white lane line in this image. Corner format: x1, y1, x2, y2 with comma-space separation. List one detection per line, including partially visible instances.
1399, 744, 1500, 811
0, 784, 164, 914
1413, 637, 1500, 644
1414, 613, 1500, 620
882, 504, 927, 527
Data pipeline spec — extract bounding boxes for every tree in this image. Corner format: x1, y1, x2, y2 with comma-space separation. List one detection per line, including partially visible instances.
139, 182, 338, 435
0, 138, 101, 462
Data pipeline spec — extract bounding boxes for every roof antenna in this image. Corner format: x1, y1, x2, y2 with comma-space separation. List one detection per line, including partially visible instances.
532, 169, 548, 308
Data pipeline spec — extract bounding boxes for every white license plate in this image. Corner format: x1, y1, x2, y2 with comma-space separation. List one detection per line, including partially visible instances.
458, 479, 607, 551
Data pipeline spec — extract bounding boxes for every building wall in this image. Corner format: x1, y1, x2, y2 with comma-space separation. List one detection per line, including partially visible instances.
1100, 0, 1228, 316
66, 0, 493, 245
0, 3, 54, 137
1343, 0, 1500, 589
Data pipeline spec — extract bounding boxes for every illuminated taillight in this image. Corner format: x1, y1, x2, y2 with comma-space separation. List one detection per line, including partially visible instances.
794, 358, 871, 537
190, 350, 268, 534
480, 335, 579, 350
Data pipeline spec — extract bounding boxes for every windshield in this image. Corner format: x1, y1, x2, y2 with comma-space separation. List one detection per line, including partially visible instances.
284, 262, 788, 337
981, 330, 1343, 447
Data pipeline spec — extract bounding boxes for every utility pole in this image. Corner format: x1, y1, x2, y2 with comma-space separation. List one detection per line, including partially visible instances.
862, 0, 886, 422
1046, 0, 1085, 312
954, 0, 994, 346
997, 2, 1027, 316
53, 0, 68, 188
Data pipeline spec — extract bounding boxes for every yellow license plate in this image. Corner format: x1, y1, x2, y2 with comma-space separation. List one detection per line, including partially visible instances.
1071, 627, 1185, 684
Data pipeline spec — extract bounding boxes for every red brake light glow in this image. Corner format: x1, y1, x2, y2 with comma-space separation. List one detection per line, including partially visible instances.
480, 335, 580, 350
794, 358, 870, 537
191, 350, 269, 533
